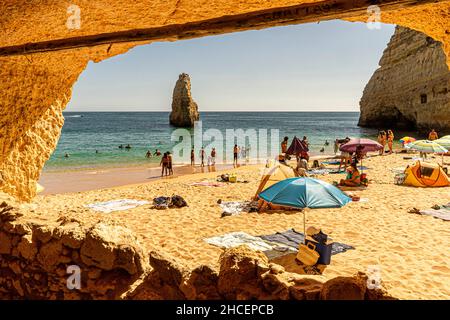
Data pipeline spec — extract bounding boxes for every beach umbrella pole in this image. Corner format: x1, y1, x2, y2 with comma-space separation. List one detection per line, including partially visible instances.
303, 211, 306, 244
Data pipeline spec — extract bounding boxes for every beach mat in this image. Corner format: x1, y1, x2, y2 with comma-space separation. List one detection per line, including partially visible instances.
204, 232, 277, 252
204, 229, 354, 260
85, 199, 149, 213
259, 229, 355, 258
321, 160, 341, 165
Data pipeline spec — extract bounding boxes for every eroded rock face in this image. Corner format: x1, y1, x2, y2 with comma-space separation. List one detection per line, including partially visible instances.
359, 26, 450, 132
0, 202, 147, 299
169, 73, 200, 127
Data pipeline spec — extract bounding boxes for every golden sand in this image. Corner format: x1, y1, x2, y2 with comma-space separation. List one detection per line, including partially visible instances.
21, 153, 450, 299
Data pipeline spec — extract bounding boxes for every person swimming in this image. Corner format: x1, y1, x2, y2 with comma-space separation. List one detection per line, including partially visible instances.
118, 144, 124, 149
125, 144, 131, 149
324, 140, 329, 146
64, 153, 69, 158
154, 149, 161, 156
146, 150, 152, 158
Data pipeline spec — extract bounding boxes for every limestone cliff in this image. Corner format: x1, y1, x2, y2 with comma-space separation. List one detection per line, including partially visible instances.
359, 26, 450, 132
169, 73, 199, 127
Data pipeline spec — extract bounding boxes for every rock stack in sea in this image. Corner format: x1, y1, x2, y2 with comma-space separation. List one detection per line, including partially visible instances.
359, 26, 450, 132
169, 73, 200, 127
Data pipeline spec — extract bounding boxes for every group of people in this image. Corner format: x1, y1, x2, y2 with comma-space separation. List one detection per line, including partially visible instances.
146, 149, 162, 158
193, 147, 217, 167
280, 136, 310, 175
377, 130, 395, 155
159, 152, 173, 176
190, 144, 251, 167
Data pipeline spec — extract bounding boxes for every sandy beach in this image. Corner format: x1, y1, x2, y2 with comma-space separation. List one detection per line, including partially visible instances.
16, 152, 449, 300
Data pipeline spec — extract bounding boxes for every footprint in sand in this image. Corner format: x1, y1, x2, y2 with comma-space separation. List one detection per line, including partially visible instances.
431, 265, 450, 273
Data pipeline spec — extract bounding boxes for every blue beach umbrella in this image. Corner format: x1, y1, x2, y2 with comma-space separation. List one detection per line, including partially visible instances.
258, 177, 351, 244
258, 177, 351, 209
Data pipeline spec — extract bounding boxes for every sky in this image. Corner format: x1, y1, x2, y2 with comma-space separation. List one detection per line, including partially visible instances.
66, 20, 396, 112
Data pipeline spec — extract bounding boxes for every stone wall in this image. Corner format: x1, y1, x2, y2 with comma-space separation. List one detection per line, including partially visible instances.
359, 26, 450, 132
0, 200, 394, 300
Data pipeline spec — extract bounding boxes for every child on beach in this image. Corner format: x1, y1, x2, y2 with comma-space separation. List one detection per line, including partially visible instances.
200, 148, 205, 167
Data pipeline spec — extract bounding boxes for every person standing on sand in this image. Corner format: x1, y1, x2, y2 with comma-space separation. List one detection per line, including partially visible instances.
160, 152, 168, 176
200, 148, 205, 167
167, 152, 173, 175
378, 131, 386, 155
387, 130, 394, 154
233, 144, 239, 165
281, 137, 288, 154
428, 129, 439, 141
334, 139, 339, 155
211, 148, 216, 166
191, 149, 195, 166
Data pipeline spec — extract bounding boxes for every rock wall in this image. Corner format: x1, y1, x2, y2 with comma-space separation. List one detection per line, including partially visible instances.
169, 73, 200, 127
0, 1, 449, 201
0, 199, 395, 300
0, 200, 147, 299
359, 26, 450, 132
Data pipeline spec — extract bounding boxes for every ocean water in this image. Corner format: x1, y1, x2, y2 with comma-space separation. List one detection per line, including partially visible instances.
44, 112, 408, 171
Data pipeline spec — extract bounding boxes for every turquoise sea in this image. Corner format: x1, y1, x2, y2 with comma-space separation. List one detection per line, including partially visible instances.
44, 112, 414, 171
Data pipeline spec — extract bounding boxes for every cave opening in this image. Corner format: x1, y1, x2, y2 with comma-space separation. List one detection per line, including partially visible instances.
35, 20, 404, 195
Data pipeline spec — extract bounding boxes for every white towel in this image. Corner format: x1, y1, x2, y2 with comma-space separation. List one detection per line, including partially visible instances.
85, 199, 149, 213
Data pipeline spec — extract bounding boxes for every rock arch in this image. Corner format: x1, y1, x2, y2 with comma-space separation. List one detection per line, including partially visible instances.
0, 0, 449, 201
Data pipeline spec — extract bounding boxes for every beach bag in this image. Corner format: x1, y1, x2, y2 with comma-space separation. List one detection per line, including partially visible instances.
152, 196, 171, 209
394, 173, 406, 185
171, 195, 187, 208
229, 174, 237, 183
296, 242, 320, 266
305, 236, 332, 265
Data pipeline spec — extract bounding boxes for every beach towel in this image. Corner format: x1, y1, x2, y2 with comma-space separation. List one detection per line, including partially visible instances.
410, 203, 450, 221
152, 195, 188, 209
189, 181, 225, 187
85, 199, 149, 213
307, 168, 345, 175
259, 229, 354, 256
204, 229, 354, 259
219, 201, 259, 217
322, 160, 341, 165
204, 232, 276, 251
